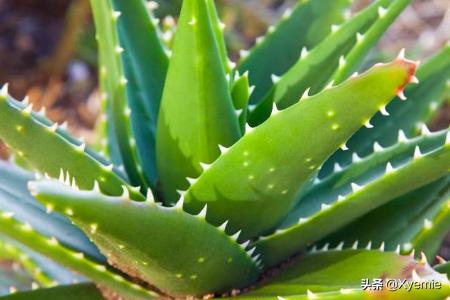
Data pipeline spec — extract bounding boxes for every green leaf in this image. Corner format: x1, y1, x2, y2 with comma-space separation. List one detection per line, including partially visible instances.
331, 0, 413, 84
286, 130, 449, 225
29, 180, 260, 297
237, 249, 449, 298
248, 0, 402, 126
0, 94, 145, 201
0, 212, 157, 299
90, 0, 148, 190
255, 132, 450, 267
111, 0, 169, 188
231, 72, 252, 134
206, 0, 229, 72
322, 45, 450, 175
238, 0, 351, 105
0, 161, 103, 261
0, 284, 104, 300
183, 60, 417, 240
318, 176, 449, 259
156, 0, 241, 203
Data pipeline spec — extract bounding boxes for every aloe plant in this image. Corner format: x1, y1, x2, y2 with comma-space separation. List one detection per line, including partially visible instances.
0, 0, 449, 299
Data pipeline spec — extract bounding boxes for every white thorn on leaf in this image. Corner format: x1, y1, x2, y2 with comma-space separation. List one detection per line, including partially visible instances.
352, 153, 361, 162
379, 242, 385, 251
307, 289, 317, 299
340, 143, 348, 151
282, 8, 292, 18
23, 104, 33, 114
351, 72, 358, 78
424, 218, 432, 229
338, 56, 345, 67
366, 241, 372, 250
321, 203, 331, 211
231, 230, 241, 241
373, 142, 383, 152
398, 130, 408, 142
364, 119, 374, 128
380, 105, 389, 116
174, 198, 184, 210
397, 48, 406, 60
378, 6, 387, 17
245, 123, 254, 133
218, 220, 228, 231
186, 177, 197, 185
218, 144, 229, 154
271, 74, 281, 83
411, 76, 419, 84
351, 240, 359, 250
331, 24, 339, 32
397, 90, 407, 100
395, 244, 401, 254
336, 242, 344, 251
271, 103, 280, 115
112, 10, 121, 20
351, 182, 362, 193
333, 163, 342, 172
298, 217, 308, 224
300, 47, 308, 59
302, 87, 311, 99
199, 162, 211, 172
0, 83, 9, 97
386, 162, 395, 174
197, 205, 207, 218
337, 195, 345, 202
356, 32, 364, 42
420, 123, 431, 135
325, 81, 334, 89
239, 50, 249, 59
414, 146, 422, 159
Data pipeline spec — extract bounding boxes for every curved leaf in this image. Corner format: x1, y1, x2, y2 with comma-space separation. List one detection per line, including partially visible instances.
29, 180, 260, 297
184, 59, 417, 240
0, 212, 157, 299
111, 0, 169, 189
0, 94, 145, 201
256, 134, 450, 266
238, 0, 351, 105
90, 0, 148, 190
239, 249, 449, 298
156, 0, 241, 203
322, 45, 450, 175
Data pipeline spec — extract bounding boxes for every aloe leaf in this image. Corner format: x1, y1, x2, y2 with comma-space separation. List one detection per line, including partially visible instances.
90, 0, 148, 190
287, 130, 449, 225
322, 45, 450, 175
182, 59, 417, 240
29, 180, 260, 297
0, 284, 104, 300
318, 176, 449, 259
111, 0, 169, 189
411, 191, 450, 259
231, 72, 252, 133
156, 0, 241, 203
206, 0, 229, 72
236, 249, 449, 299
248, 0, 404, 126
0, 212, 156, 299
0, 94, 145, 201
331, 0, 412, 84
0, 161, 103, 261
238, 0, 351, 105
255, 133, 450, 267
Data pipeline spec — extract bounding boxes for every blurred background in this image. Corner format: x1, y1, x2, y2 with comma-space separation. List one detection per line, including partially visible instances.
0, 0, 448, 247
